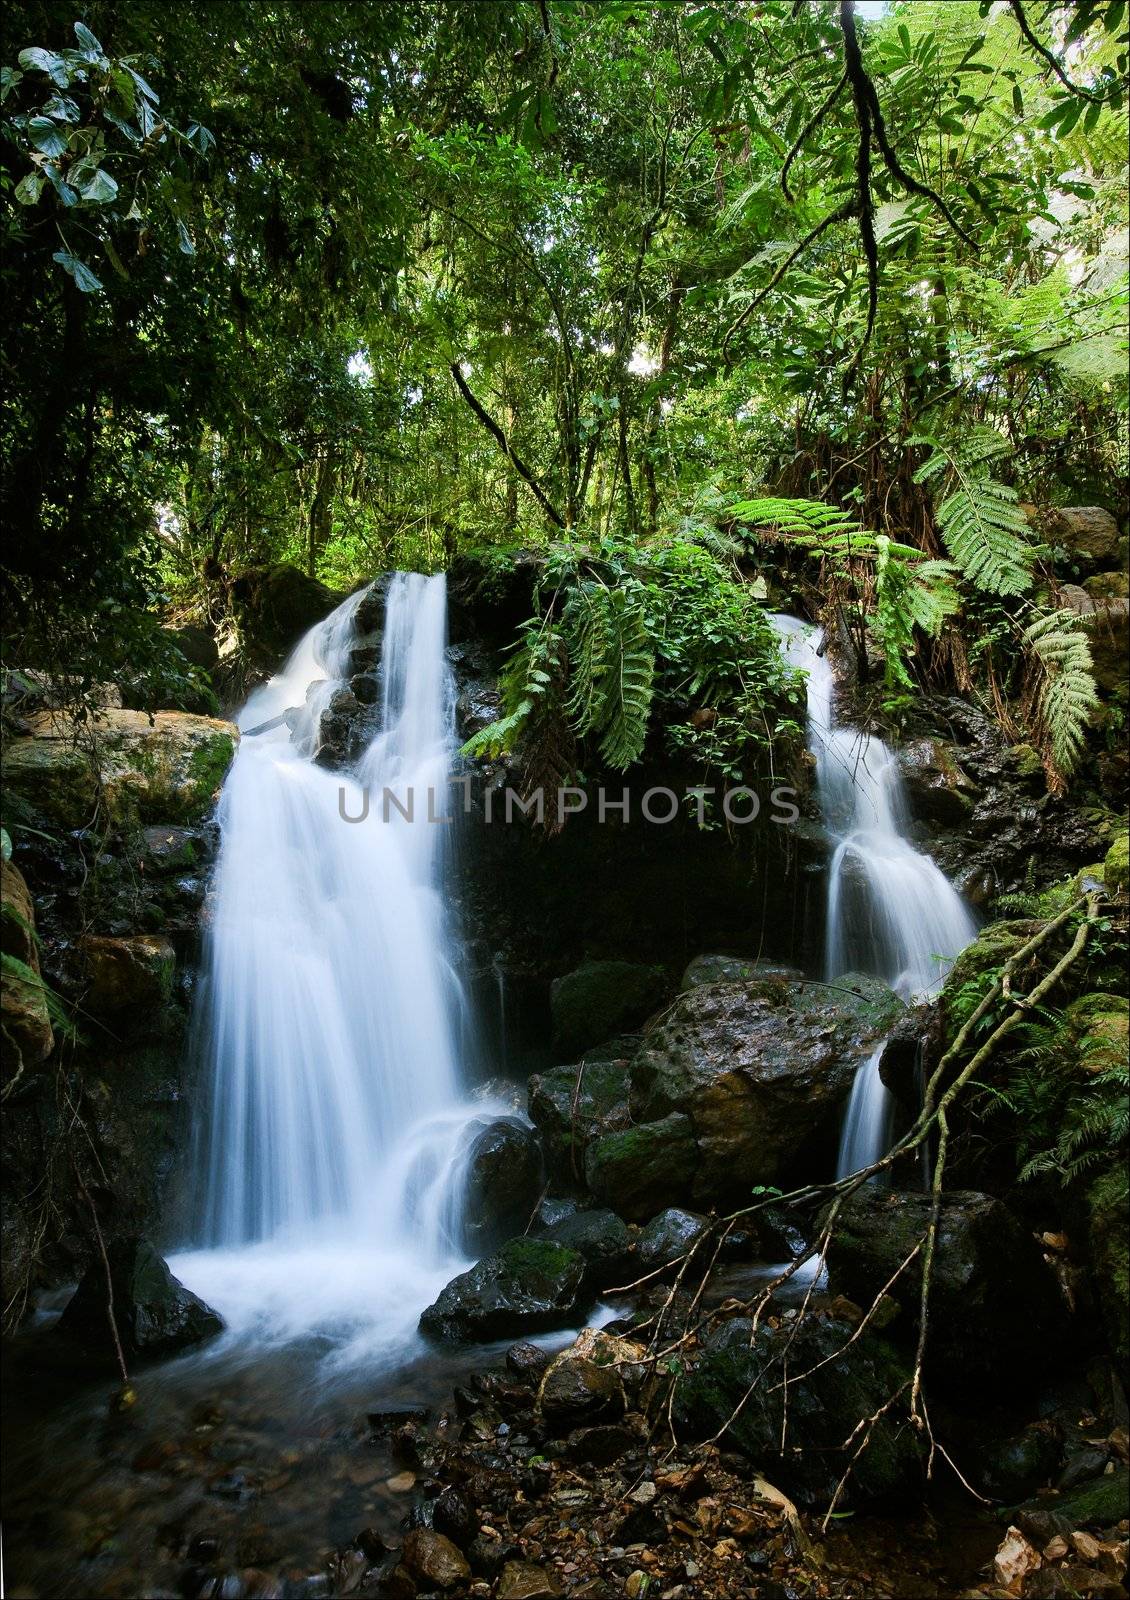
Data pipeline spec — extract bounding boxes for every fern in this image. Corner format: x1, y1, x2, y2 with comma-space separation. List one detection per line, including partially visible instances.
912, 429, 1037, 596
562, 581, 655, 770
873, 535, 960, 688
1023, 608, 1100, 788
727, 495, 862, 542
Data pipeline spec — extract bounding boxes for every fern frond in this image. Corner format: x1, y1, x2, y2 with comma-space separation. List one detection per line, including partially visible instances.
912, 429, 1037, 596
1023, 608, 1100, 789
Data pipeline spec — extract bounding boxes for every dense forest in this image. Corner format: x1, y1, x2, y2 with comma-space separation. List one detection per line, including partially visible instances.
1, 3, 1128, 1598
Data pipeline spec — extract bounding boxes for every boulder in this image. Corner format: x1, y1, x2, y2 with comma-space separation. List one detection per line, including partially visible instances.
139, 825, 201, 873
1105, 831, 1129, 899
462, 1119, 543, 1254
896, 737, 979, 824
550, 960, 667, 1057
975, 1423, 1063, 1501
79, 934, 176, 1015
401, 1527, 471, 1590
497, 1560, 563, 1600
674, 1314, 922, 1507
0, 857, 53, 1070
537, 1343, 626, 1427
1038, 505, 1121, 567
528, 1055, 631, 1182
229, 563, 341, 661
630, 974, 903, 1203
636, 1208, 712, 1270
162, 623, 219, 671
824, 1189, 1070, 1388
3, 708, 238, 828
536, 1208, 635, 1287
58, 1238, 223, 1360
1058, 586, 1129, 694
419, 1239, 588, 1341
584, 1113, 698, 1221
680, 954, 804, 991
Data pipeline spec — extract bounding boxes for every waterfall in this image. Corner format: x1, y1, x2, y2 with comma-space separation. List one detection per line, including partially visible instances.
772, 617, 977, 1177
174, 574, 501, 1362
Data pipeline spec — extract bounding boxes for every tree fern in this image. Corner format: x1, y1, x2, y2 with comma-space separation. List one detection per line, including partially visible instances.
912, 429, 1037, 596
873, 535, 960, 688
1023, 608, 1099, 788
727, 495, 862, 543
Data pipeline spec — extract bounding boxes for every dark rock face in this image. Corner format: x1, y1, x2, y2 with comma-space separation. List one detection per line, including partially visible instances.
550, 961, 668, 1058
635, 1208, 711, 1270
896, 738, 979, 824
78, 933, 176, 1016
58, 1238, 223, 1360
462, 1119, 543, 1255
419, 1239, 589, 1342
536, 1208, 634, 1288
674, 1315, 923, 1507
528, 1055, 632, 1184
630, 973, 904, 1203
824, 1189, 1071, 1389
228, 562, 342, 667
975, 1423, 1063, 1501
584, 1113, 698, 1222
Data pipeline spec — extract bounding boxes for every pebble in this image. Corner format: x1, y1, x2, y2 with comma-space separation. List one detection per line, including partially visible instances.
385, 1471, 416, 1492
629, 1481, 657, 1506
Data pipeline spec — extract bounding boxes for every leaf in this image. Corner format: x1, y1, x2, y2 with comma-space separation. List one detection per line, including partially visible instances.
52, 249, 104, 292
1, 65, 24, 102
175, 217, 195, 254
14, 171, 46, 205
27, 116, 69, 157
73, 21, 104, 53
17, 47, 70, 88
186, 120, 216, 155
77, 167, 119, 203
1, 828, 11, 862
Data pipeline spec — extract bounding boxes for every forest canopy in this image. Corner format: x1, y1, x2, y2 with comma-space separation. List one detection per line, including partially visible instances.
2, 0, 1127, 789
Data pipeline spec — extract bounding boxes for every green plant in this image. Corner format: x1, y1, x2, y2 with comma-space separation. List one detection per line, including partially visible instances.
911, 428, 1037, 596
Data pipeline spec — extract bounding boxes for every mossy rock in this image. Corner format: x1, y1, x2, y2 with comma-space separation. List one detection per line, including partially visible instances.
550, 960, 668, 1058
1065, 994, 1130, 1076
1087, 1166, 1129, 1367
528, 1056, 632, 1181
1104, 830, 1129, 899
3, 709, 238, 828
419, 1238, 589, 1342
584, 1113, 698, 1221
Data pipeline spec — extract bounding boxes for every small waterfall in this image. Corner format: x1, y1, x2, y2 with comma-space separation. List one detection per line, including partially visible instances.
175, 574, 503, 1361
772, 617, 977, 1177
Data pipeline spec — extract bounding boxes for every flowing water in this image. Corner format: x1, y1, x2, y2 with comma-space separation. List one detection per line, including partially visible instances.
174, 573, 506, 1366
772, 617, 978, 1177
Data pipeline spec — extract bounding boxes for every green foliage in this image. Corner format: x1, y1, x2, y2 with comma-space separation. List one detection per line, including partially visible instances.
1023, 608, 1102, 786
911, 430, 1037, 596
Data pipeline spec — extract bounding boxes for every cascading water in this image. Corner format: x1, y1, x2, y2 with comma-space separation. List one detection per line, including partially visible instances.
172, 573, 505, 1363
772, 617, 977, 1177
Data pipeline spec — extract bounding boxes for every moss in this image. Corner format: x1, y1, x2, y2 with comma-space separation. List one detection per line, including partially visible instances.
496, 1238, 584, 1287
185, 732, 238, 812
1104, 830, 1129, 898
1046, 1466, 1130, 1530
584, 1113, 697, 1220
1009, 742, 1044, 778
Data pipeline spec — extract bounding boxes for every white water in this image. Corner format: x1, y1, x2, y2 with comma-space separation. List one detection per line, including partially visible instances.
174, 574, 506, 1367
772, 617, 977, 1177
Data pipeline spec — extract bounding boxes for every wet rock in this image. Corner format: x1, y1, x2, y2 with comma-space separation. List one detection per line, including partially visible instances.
506, 1341, 553, 1382
141, 825, 201, 873
630, 974, 903, 1203
825, 1189, 1070, 1389
1059, 587, 1129, 693
993, 1526, 1042, 1591
674, 1315, 922, 1507
1023, 1566, 1129, 1598
497, 1559, 563, 1599
584, 1114, 698, 1221
1044, 1465, 1130, 1529
367, 1404, 431, 1435
79, 932, 176, 1014
978, 1424, 1063, 1500
1058, 1447, 1111, 1491
401, 1526, 471, 1589
528, 1057, 631, 1183
420, 1239, 588, 1341
462, 1119, 543, 1254
1105, 830, 1129, 899
433, 1485, 477, 1547
636, 1208, 711, 1270
550, 960, 667, 1058
313, 686, 365, 769
563, 1420, 642, 1467
538, 1335, 627, 1427
3, 708, 238, 827
896, 737, 979, 824
0, 857, 53, 1069
680, 955, 804, 991
536, 1208, 634, 1287
58, 1237, 223, 1359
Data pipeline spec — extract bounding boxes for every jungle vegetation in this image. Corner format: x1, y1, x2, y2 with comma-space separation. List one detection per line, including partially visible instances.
1, 0, 1127, 790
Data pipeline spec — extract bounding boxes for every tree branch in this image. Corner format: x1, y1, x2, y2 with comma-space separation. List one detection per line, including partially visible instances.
450, 362, 565, 528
